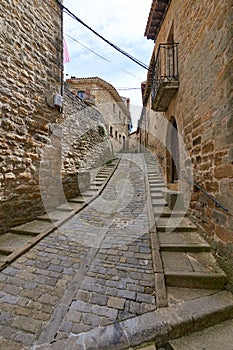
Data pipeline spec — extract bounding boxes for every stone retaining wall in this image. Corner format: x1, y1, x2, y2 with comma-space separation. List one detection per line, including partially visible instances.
0, 1, 113, 233
62, 89, 113, 200
0, 0, 62, 233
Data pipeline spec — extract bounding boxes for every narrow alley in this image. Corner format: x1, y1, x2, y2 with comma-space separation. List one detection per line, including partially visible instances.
0, 153, 233, 350
1, 1, 233, 348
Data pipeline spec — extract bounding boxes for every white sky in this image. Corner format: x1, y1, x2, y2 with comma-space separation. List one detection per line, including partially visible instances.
63, 0, 154, 130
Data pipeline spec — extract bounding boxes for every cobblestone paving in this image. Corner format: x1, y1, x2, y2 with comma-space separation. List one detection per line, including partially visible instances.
0, 154, 156, 349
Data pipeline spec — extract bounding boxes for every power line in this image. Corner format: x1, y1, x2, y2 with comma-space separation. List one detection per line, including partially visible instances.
56, 0, 151, 72
65, 34, 143, 81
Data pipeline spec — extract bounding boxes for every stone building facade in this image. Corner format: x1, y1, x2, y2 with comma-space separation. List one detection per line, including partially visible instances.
66, 77, 131, 153
0, 0, 63, 233
0, 1, 113, 233
140, 0, 233, 281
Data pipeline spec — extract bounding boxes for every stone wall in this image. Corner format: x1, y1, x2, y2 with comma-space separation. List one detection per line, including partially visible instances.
0, 0, 62, 233
66, 77, 130, 153
61, 89, 113, 200
0, 2, 113, 234
143, 0, 233, 282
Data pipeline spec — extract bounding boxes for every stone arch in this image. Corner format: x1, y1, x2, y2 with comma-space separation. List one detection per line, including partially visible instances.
166, 116, 180, 185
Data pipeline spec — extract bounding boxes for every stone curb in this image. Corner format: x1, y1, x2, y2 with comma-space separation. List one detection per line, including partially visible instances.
143, 157, 168, 308
31, 291, 233, 350
0, 158, 120, 271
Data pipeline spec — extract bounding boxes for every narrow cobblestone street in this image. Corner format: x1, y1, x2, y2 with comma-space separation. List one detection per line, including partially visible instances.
1, 153, 233, 350
0, 154, 156, 349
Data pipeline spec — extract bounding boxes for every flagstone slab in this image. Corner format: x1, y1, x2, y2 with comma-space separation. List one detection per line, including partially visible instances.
0, 233, 33, 251
10, 220, 55, 235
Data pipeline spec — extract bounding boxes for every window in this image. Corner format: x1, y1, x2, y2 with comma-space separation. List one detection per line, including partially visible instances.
113, 103, 116, 113
77, 90, 85, 99
119, 110, 121, 120
98, 125, 107, 137
115, 130, 118, 139
109, 126, 113, 137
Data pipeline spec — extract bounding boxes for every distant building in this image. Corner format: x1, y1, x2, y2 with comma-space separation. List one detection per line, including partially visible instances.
140, 0, 233, 282
66, 77, 131, 153
128, 130, 140, 153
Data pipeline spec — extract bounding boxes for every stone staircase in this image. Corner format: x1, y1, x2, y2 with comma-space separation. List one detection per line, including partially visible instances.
0, 159, 119, 271
145, 154, 226, 293
141, 153, 233, 350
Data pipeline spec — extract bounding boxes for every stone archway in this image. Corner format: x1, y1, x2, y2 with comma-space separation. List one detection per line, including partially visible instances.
166, 116, 180, 186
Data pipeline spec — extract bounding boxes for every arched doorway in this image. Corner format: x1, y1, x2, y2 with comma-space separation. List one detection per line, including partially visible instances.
166, 116, 180, 185
122, 135, 126, 151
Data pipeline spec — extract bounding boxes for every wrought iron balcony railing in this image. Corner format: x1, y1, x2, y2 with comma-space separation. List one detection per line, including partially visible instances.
151, 43, 179, 111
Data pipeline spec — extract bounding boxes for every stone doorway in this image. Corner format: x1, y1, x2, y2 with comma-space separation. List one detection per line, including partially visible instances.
166, 116, 180, 188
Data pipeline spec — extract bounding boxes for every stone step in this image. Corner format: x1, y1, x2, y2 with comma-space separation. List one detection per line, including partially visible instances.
56, 204, 74, 212
150, 188, 164, 193
95, 176, 108, 181
151, 193, 164, 199
152, 199, 168, 207
161, 251, 226, 289
68, 197, 85, 203
71, 291, 233, 350
9, 220, 55, 236
158, 232, 210, 252
149, 182, 164, 187
168, 318, 233, 350
160, 244, 210, 252
81, 191, 97, 197
37, 214, 59, 222
37, 210, 72, 222
98, 173, 111, 177
164, 271, 226, 289
148, 175, 160, 178
90, 182, 102, 186
154, 207, 186, 218
90, 184, 101, 189
150, 184, 166, 189
156, 217, 197, 232
0, 233, 34, 253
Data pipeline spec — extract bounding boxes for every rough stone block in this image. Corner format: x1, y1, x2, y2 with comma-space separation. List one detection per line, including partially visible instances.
107, 296, 125, 309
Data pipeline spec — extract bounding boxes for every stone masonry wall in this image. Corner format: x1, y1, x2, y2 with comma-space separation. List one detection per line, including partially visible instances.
0, 0, 62, 233
145, 0, 233, 282
67, 78, 130, 153
0, 1, 113, 233
61, 89, 113, 200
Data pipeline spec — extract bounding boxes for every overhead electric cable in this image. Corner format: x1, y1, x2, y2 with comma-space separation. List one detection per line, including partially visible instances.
65, 34, 143, 81
56, 0, 151, 72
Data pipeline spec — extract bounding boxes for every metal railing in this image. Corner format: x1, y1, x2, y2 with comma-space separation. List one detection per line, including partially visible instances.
152, 43, 179, 101
181, 172, 229, 212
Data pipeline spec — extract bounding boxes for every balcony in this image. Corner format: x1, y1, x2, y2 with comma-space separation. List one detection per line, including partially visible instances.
151, 43, 179, 112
